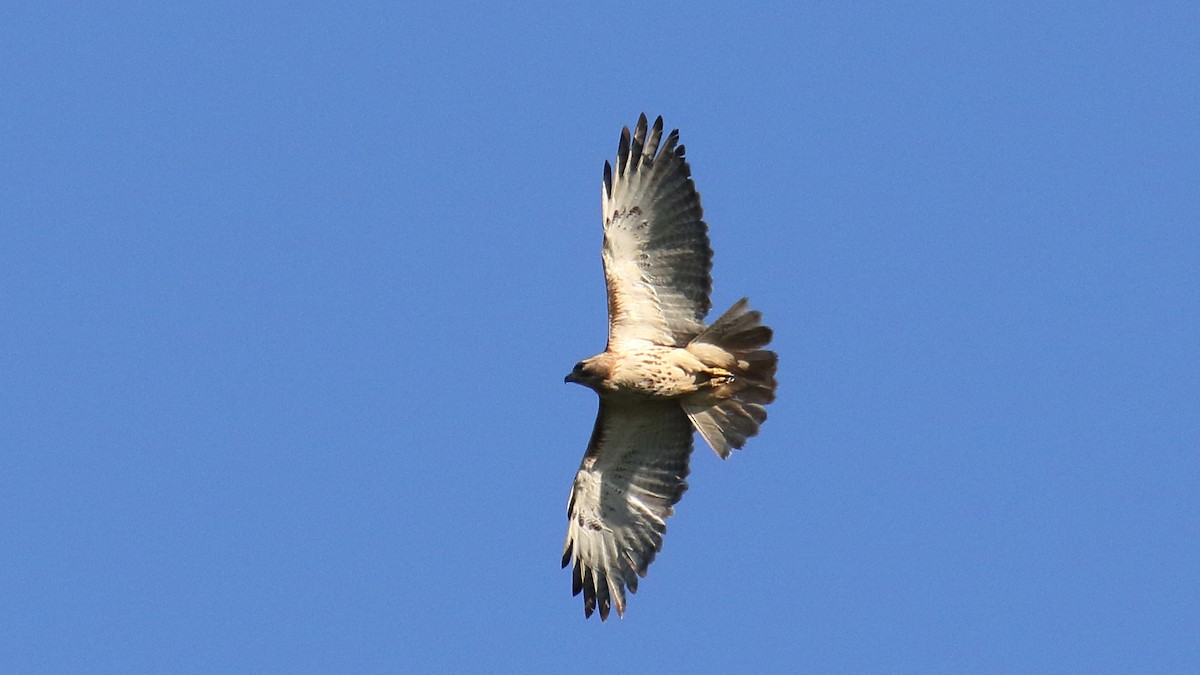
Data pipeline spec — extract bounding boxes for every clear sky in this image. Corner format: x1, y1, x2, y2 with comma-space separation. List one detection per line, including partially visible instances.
3, 2, 1197, 672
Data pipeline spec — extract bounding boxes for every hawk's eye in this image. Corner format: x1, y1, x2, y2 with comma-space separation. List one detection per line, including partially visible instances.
573, 362, 586, 373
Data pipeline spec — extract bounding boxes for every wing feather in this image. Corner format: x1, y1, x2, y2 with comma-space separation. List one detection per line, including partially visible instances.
602, 114, 713, 349
562, 399, 693, 620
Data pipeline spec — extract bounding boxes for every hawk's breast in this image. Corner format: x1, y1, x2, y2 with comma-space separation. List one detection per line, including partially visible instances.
608, 346, 705, 399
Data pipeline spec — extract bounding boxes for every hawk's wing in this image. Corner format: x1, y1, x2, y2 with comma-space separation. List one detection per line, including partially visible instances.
602, 114, 713, 349
562, 399, 694, 620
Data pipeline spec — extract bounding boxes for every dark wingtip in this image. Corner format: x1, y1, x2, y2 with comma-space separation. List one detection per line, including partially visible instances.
583, 583, 596, 618
603, 160, 612, 196
617, 126, 631, 177
571, 561, 583, 596
641, 115, 665, 162
629, 115, 648, 174
661, 128, 681, 158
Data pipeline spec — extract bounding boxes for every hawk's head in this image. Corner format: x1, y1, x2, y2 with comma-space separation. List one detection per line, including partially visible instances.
564, 354, 613, 390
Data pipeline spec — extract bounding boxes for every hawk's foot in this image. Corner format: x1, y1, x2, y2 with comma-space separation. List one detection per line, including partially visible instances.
707, 368, 735, 387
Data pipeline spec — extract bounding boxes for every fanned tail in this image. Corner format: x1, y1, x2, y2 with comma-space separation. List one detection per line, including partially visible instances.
683, 298, 778, 459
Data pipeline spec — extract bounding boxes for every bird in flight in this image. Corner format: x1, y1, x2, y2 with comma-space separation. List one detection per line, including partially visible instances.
562, 114, 778, 620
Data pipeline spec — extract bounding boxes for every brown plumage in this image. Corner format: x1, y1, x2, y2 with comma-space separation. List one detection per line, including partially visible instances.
562, 114, 778, 620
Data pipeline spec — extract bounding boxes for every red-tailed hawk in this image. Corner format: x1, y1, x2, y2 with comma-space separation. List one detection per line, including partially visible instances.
562, 114, 778, 620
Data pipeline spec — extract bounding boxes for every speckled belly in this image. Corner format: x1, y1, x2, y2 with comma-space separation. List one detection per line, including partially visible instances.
611, 347, 701, 398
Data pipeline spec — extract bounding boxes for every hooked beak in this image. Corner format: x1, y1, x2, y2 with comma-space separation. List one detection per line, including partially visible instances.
564, 372, 578, 384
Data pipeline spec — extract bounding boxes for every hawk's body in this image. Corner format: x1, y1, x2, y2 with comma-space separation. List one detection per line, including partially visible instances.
573, 346, 713, 398
562, 114, 778, 621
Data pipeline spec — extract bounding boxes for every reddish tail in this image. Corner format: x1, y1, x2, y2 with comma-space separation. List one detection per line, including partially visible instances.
684, 298, 778, 458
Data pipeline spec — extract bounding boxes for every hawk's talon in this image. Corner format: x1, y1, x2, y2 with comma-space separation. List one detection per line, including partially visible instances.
707, 368, 735, 387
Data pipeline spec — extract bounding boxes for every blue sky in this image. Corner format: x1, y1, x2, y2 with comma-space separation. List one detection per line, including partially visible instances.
3, 2, 1197, 671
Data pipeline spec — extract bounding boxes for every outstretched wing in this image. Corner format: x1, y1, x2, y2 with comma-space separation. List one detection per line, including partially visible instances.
562, 399, 694, 620
602, 114, 713, 349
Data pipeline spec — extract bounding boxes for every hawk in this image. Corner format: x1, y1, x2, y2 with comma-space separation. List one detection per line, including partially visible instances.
562, 114, 778, 620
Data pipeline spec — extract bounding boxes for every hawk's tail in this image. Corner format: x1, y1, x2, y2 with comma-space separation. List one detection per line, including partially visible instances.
683, 298, 778, 459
